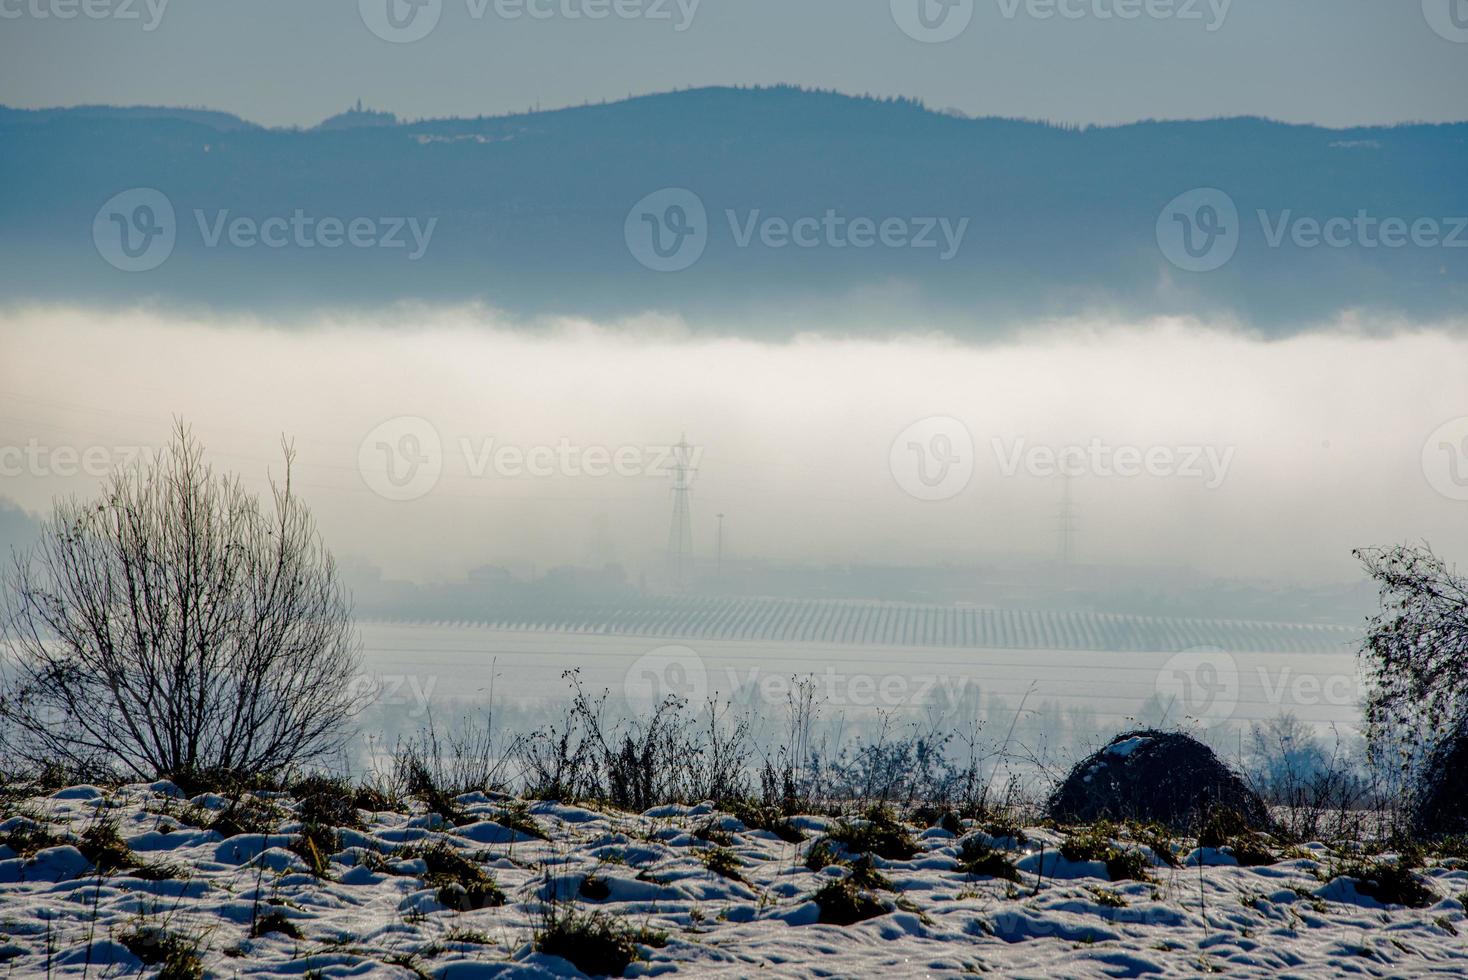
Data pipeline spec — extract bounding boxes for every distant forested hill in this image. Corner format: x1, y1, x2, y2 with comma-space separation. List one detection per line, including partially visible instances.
3, 86, 1464, 335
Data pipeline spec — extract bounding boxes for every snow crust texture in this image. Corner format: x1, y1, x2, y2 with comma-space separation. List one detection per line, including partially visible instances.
0, 784, 1464, 978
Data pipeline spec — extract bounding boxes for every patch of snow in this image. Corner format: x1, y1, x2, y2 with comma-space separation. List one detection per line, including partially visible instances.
1105, 735, 1153, 758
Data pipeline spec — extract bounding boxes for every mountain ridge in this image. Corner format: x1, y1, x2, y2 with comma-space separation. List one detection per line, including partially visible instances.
3, 85, 1464, 334
7, 85, 1466, 133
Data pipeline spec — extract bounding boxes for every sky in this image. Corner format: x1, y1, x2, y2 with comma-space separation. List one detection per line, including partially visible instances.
1, 0, 1466, 128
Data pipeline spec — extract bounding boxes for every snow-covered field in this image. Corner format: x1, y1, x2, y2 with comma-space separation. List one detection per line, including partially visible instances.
1, 783, 1464, 978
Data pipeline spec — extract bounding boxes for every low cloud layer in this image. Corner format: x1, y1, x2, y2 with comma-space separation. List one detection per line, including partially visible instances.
1, 305, 1464, 586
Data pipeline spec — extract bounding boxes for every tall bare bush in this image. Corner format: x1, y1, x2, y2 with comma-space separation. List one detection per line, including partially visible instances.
1356, 542, 1468, 831
0, 423, 359, 782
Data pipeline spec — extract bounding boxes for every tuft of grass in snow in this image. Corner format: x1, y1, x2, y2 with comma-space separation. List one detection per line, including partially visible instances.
579, 873, 611, 900
698, 846, 747, 883
289, 822, 339, 879
443, 926, 496, 946
980, 813, 1028, 845
847, 854, 895, 891
401, 839, 506, 910
825, 805, 919, 861
1, 820, 62, 857
954, 837, 1020, 882
249, 909, 303, 940
76, 818, 139, 872
382, 951, 436, 979
118, 925, 204, 980
812, 879, 887, 925
290, 776, 364, 831
1433, 836, 1468, 861
1325, 855, 1437, 908
693, 820, 735, 847
168, 768, 278, 799
129, 860, 187, 881
535, 901, 667, 978
722, 799, 805, 843
804, 839, 845, 872
1128, 822, 1181, 868
187, 796, 283, 839
1199, 808, 1278, 867
411, 777, 471, 828
494, 800, 549, 840
1060, 825, 1151, 882
75, 815, 184, 880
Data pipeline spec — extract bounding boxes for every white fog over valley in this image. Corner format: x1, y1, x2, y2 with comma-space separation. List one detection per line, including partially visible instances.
4, 306, 1463, 586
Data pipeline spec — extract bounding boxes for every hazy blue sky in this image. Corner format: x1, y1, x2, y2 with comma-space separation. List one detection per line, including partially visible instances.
2, 0, 1465, 127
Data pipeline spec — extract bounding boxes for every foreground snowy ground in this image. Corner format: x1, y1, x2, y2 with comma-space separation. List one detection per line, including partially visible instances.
0, 783, 1464, 978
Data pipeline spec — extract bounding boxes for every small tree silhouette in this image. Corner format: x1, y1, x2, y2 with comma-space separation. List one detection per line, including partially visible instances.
1356, 543, 1468, 823
0, 422, 360, 782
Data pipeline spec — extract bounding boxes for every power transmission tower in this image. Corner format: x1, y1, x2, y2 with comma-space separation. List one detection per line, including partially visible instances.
666, 435, 696, 589
715, 512, 725, 578
1057, 471, 1077, 565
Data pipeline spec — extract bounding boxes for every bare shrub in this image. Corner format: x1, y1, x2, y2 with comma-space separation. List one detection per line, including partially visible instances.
1356, 543, 1468, 835
1242, 715, 1382, 842
517, 670, 753, 809
807, 716, 983, 811
388, 710, 513, 802
0, 423, 360, 783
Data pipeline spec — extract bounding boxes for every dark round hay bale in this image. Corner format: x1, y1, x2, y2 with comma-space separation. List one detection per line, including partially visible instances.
1047, 729, 1269, 831
1413, 730, 1468, 839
